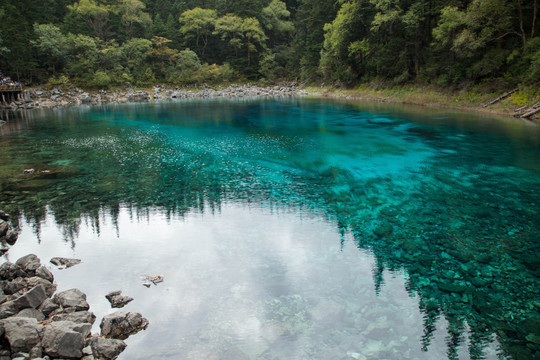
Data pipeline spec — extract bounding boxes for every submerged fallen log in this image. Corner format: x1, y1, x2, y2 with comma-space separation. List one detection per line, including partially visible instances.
482, 88, 518, 108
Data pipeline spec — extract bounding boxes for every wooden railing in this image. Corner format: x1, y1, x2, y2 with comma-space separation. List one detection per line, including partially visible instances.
0, 84, 23, 91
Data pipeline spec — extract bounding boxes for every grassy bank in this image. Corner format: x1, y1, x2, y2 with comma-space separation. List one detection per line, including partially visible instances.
303, 84, 540, 121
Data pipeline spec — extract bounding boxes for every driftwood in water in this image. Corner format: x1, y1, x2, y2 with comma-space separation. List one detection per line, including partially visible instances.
482, 88, 518, 108
521, 107, 540, 119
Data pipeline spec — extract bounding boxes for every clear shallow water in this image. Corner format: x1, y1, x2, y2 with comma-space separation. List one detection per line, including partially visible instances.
0, 99, 539, 360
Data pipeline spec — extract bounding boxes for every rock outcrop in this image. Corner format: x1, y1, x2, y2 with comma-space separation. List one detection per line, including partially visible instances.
0, 252, 148, 360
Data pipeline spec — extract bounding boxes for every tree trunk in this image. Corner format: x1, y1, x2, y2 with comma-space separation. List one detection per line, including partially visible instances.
533, 0, 538, 38
247, 40, 251, 66
517, 0, 527, 52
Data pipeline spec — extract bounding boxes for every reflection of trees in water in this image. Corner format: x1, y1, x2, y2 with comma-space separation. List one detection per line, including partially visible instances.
341, 174, 539, 360
1, 107, 539, 360
2, 157, 538, 359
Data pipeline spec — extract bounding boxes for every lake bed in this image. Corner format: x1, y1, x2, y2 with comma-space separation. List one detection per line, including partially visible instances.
1, 99, 539, 359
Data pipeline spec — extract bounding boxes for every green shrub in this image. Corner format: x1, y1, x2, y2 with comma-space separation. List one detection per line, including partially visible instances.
47, 74, 70, 88
90, 70, 112, 88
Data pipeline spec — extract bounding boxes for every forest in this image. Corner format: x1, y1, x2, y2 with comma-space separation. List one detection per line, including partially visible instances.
0, 0, 538, 89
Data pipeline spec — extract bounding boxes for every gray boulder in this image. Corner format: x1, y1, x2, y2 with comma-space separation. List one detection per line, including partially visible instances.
88, 337, 127, 360
0, 262, 17, 280
5, 230, 18, 245
51, 310, 96, 324
42, 321, 91, 358
15, 254, 41, 273
26, 276, 56, 297
14, 308, 45, 321
29, 345, 43, 359
35, 266, 54, 283
39, 298, 59, 317
2, 317, 44, 352
79, 93, 91, 103
0, 301, 17, 319
53, 288, 89, 311
3, 277, 26, 294
13, 285, 47, 310
100, 311, 149, 340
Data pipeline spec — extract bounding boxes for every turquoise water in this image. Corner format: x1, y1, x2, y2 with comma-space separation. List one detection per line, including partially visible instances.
1, 99, 539, 360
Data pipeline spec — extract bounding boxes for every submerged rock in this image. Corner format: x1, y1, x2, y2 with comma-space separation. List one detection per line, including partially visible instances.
105, 291, 133, 308
373, 221, 394, 238
219, 347, 250, 360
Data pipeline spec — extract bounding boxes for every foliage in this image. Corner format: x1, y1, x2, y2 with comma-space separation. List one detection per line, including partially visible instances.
0, 0, 537, 88
178, 8, 217, 57
119, 0, 152, 39
67, 0, 116, 40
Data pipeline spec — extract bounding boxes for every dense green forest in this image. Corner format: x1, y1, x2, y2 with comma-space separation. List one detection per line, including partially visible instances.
0, 0, 538, 89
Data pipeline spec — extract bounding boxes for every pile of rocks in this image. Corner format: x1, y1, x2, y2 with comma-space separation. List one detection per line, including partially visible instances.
5, 83, 308, 110
0, 211, 18, 255
165, 83, 305, 100
0, 254, 148, 360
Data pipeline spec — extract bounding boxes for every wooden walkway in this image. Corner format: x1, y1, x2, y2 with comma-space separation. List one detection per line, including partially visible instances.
0, 85, 24, 105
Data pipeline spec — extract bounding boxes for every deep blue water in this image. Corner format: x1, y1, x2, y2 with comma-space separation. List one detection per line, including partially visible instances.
1, 99, 539, 360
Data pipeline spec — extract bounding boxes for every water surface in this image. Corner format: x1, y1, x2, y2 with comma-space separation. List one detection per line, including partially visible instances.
1, 99, 539, 360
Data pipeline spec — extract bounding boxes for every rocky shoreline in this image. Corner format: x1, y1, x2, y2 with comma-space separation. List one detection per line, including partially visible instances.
2, 83, 533, 121
2, 84, 306, 110
0, 211, 149, 360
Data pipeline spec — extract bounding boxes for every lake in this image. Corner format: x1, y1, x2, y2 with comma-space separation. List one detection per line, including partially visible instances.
1, 99, 539, 360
